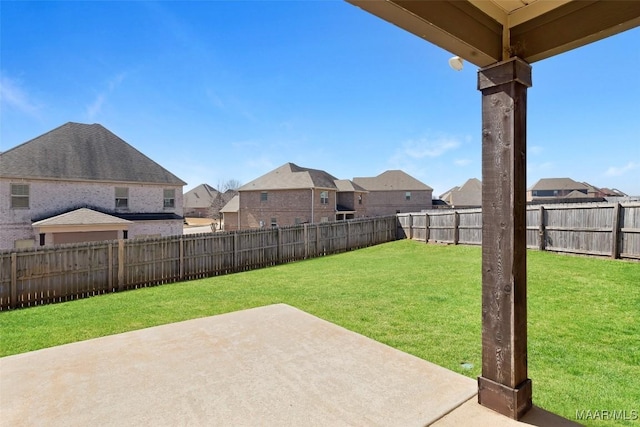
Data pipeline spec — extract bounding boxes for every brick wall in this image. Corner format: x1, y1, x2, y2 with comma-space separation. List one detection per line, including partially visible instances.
365, 189, 433, 216
239, 189, 338, 228
0, 178, 183, 250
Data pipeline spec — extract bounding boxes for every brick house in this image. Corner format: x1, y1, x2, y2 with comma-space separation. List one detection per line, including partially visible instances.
0, 122, 186, 250
220, 195, 240, 231
221, 163, 432, 231
335, 179, 368, 220
526, 177, 589, 201
353, 170, 433, 216
221, 163, 368, 231
183, 183, 236, 219
439, 178, 482, 208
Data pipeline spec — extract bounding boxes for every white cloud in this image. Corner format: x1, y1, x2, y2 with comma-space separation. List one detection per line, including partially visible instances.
86, 72, 126, 120
529, 145, 544, 155
454, 158, 472, 166
604, 161, 639, 177
0, 74, 42, 116
400, 135, 461, 159
86, 94, 106, 119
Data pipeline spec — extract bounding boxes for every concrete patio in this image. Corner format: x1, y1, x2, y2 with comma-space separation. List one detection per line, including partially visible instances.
1, 304, 579, 426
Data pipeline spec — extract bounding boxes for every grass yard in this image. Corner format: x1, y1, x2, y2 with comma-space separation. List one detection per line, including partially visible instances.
1, 240, 638, 425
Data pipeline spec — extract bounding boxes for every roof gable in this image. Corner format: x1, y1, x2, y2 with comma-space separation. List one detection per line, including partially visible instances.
334, 179, 368, 192
0, 122, 186, 185
353, 170, 433, 191
443, 178, 482, 206
529, 177, 588, 191
220, 195, 240, 213
32, 208, 132, 226
183, 184, 219, 208
239, 163, 338, 191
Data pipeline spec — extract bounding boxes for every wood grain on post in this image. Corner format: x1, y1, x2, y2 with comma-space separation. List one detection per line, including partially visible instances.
477, 57, 532, 420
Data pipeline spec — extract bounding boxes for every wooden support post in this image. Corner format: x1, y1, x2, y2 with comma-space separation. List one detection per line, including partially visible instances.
477, 57, 533, 420
538, 205, 546, 251
612, 203, 621, 259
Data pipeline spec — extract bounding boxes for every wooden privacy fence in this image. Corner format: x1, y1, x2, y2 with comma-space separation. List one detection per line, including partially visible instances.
0, 216, 397, 310
397, 202, 640, 260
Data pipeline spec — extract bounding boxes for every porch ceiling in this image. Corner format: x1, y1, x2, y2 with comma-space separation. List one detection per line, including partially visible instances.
346, 0, 640, 67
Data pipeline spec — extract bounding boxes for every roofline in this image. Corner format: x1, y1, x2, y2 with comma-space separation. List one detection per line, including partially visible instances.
0, 175, 186, 187
239, 186, 338, 192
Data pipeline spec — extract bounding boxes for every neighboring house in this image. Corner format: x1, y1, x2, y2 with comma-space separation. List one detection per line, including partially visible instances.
220, 195, 240, 231
221, 164, 432, 231
353, 170, 433, 216
440, 178, 482, 208
582, 182, 628, 199
233, 163, 341, 229
0, 122, 186, 250
526, 177, 589, 201
335, 179, 368, 220
183, 183, 237, 219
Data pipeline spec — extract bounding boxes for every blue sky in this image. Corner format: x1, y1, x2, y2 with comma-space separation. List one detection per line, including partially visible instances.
2, 1, 639, 196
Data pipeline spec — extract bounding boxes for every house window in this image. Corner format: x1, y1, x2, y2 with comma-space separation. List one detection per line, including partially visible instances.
271, 217, 277, 227
115, 187, 129, 208
358, 195, 362, 205
294, 218, 301, 225
261, 192, 268, 202
405, 192, 411, 201
163, 189, 175, 208
10, 184, 29, 208
39, 234, 45, 246
320, 191, 329, 205
123, 230, 128, 240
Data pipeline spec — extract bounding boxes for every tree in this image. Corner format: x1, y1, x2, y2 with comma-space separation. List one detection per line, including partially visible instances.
221, 179, 241, 192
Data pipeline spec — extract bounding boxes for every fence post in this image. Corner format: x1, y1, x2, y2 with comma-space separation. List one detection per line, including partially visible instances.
538, 205, 546, 251
108, 243, 113, 290
408, 214, 413, 240
10, 252, 17, 309
117, 239, 125, 290
304, 223, 309, 259
453, 211, 460, 245
347, 221, 351, 251
612, 203, 621, 259
179, 237, 185, 279
277, 227, 282, 263
425, 213, 430, 243
234, 232, 239, 271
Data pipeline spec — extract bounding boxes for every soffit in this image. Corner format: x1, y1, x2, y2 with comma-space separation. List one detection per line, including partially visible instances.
346, 0, 640, 67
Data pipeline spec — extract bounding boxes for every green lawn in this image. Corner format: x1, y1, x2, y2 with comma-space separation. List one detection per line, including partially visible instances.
1, 240, 638, 426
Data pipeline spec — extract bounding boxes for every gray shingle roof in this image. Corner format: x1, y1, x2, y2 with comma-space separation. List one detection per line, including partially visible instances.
220, 195, 240, 213
183, 184, 219, 208
32, 208, 132, 226
528, 178, 587, 192
353, 170, 433, 191
0, 122, 186, 185
334, 179, 368, 192
441, 178, 482, 206
239, 163, 338, 191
